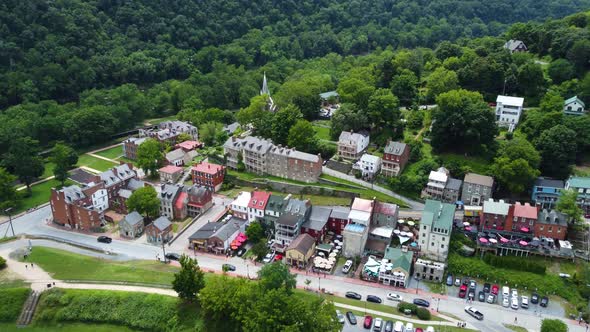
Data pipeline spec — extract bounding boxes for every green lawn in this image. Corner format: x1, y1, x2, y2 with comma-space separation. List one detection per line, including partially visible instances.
314, 125, 332, 141
504, 324, 528, 332
76, 154, 118, 172
94, 146, 123, 160
26, 247, 179, 286
0, 323, 136, 332
0, 288, 30, 322
40, 162, 56, 180
438, 152, 491, 174
145, 115, 177, 125
15, 179, 74, 213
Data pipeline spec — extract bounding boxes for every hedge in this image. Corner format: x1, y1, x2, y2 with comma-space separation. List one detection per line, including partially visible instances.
0, 255, 5, 269
35, 289, 201, 331
483, 253, 546, 275
0, 288, 31, 322
397, 302, 418, 314
416, 308, 431, 320
541, 319, 567, 332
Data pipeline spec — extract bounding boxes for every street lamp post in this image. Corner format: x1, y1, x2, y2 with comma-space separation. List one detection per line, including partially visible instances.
415, 277, 420, 294
4, 207, 15, 238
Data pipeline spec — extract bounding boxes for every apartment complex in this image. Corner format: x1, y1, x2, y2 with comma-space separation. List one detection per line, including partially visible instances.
50, 183, 108, 231
191, 161, 226, 192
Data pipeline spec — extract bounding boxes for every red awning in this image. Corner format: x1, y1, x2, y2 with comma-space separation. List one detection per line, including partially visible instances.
520, 227, 529, 232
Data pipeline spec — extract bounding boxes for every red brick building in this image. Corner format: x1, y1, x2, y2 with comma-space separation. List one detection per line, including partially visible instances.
507, 202, 538, 233
534, 209, 568, 240
192, 161, 225, 192
480, 199, 510, 231
327, 206, 350, 235
186, 185, 213, 217
301, 206, 331, 242
382, 140, 410, 177
50, 183, 107, 231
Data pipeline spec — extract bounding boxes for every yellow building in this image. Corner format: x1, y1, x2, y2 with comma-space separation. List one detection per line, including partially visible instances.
285, 233, 316, 268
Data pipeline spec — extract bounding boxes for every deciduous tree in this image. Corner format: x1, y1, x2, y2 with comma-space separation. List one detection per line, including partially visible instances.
367, 88, 400, 127
257, 261, 297, 294
490, 157, 539, 194
272, 104, 303, 145
136, 139, 164, 177
287, 120, 317, 153
536, 125, 577, 179
425, 67, 459, 101
2, 137, 44, 196
50, 143, 78, 186
556, 189, 583, 223
0, 168, 19, 211
172, 254, 205, 301
126, 186, 160, 220
245, 222, 265, 244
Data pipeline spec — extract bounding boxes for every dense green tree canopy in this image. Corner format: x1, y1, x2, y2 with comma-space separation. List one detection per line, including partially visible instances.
0, 167, 19, 211
536, 125, 577, 179
125, 186, 160, 220
50, 143, 78, 186
136, 139, 164, 177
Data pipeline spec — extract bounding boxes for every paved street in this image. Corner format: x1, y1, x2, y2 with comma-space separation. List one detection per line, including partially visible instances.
1, 208, 587, 332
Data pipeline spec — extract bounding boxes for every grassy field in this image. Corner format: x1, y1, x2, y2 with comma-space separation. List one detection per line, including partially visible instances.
0, 323, 136, 332
504, 324, 528, 332
40, 162, 56, 180
313, 125, 331, 141
93, 146, 123, 160
15, 179, 74, 213
0, 288, 30, 322
145, 115, 177, 125
438, 152, 491, 174
26, 247, 179, 285
76, 154, 118, 172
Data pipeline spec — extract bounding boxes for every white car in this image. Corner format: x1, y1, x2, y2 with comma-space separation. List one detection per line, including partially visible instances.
521, 296, 529, 309
404, 322, 414, 332
426, 327, 435, 332
262, 252, 275, 263
335, 310, 345, 324
342, 260, 353, 273
511, 289, 518, 299
502, 297, 510, 308
511, 297, 519, 310
464, 306, 484, 320
393, 321, 404, 332
387, 293, 403, 302
502, 286, 510, 298
374, 317, 383, 331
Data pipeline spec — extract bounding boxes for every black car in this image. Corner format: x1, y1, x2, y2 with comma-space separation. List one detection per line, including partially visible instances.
236, 248, 246, 257
462, 277, 470, 286
468, 290, 475, 300
222, 264, 236, 271
478, 291, 485, 302
384, 320, 394, 332
446, 274, 454, 286
346, 291, 362, 300
540, 296, 549, 307
366, 295, 382, 304
531, 293, 539, 304
165, 253, 181, 261
413, 298, 430, 307
483, 283, 491, 293
346, 311, 357, 325
97, 236, 112, 243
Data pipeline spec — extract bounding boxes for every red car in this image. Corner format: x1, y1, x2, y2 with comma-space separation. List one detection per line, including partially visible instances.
459, 285, 468, 298
363, 315, 373, 329
415, 328, 424, 332
274, 254, 283, 261
491, 284, 499, 295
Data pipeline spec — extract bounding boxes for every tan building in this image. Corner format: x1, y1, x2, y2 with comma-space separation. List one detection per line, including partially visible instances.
159, 165, 184, 183
285, 233, 316, 268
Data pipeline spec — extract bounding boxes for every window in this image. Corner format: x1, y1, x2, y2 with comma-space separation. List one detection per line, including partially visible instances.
423, 225, 427, 230
548, 226, 553, 233
431, 242, 434, 247
441, 244, 445, 249
557, 227, 561, 233
529, 220, 534, 226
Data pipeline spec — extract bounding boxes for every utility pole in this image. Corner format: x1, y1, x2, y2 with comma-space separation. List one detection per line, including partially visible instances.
161, 238, 167, 263
3, 208, 15, 238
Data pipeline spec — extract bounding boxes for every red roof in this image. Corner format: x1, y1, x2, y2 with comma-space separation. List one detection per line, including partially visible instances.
513, 202, 538, 219
374, 201, 398, 216
176, 140, 201, 150
351, 198, 374, 213
248, 191, 272, 210
159, 165, 183, 174
175, 192, 188, 210
192, 162, 224, 175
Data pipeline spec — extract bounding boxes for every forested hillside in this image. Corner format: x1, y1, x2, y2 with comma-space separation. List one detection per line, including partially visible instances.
1, 0, 589, 109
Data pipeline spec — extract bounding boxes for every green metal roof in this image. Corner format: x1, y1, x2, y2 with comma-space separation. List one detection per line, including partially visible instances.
422, 199, 455, 232
383, 247, 413, 273
565, 96, 585, 108
266, 194, 286, 213
568, 176, 590, 189
319, 91, 339, 99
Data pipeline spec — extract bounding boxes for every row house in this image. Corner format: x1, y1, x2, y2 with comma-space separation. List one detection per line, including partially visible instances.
381, 140, 410, 177
342, 198, 374, 258
413, 259, 445, 283
97, 163, 136, 206
461, 173, 494, 206
301, 206, 331, 242
140, 121, 198, 144
159, 165, 184, 183
159, 184, 182, 220
264, 194, 289, 227
531, 177, 564, 210
508, 202, 539, 233
166, 148, 198, 166
188, 218, 246, 254
377, 247, 413, 288
191, 161, 226, 192
565, 176, 590, 215
185, 185, 213, 218
50, 183, 109, 231
337, 131, 369, 160
420, 200, 455, 261
480, 199, 511, 231
248, 191, 272, 223
421, 167, 462, 203
274, 198, 311, 250
230, 191, 251, 220
122, 137, 147, 160
146, 216, 172, 244
285, 233, 316, 268
115, 179, 146, 214
357, 154, 381, 180
223, 136, 322, 183
327, 206, 350, 235
536, 209, 568, 241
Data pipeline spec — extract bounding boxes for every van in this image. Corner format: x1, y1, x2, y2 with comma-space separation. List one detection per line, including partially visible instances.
404, 322, 414, 332
393, 321, 404, 332
502, 286, 510, 298
342, 260, 353, 273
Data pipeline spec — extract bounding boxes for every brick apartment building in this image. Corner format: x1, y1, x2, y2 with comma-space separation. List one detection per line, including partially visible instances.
192, 161, 226, 192
50, 183, 109, 231
381, 140, 410, 177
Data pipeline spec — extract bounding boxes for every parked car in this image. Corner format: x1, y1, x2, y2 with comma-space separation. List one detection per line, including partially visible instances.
511, 289, 518, 299
236, 248, 246, 257
478, 291, 485, 302
511, 297, 519, 310
404, 322, 414, 332
97, 236, 112, 243
384, 320, 394, 332
458, 284, 468, 298
426, 327, 435, 332
347, 311, 357, 325
273, 254, 283, 262
468, 290, 475, 300
446, 274, 453, 286
454, 277, 461, 287
531, 293, 539, 304
483, 283, 491, 293
374, 317, 383, 331
367, 295, 382, 304
469, 280, 477, 290
262, 252, 275, 263
342, 260, 353, 273
413, 298, 430, 307
346, 291, 362, 300
364, 315, 373, 329
521, 295, 529, 309
393, 321, 404, 332
464, 306, 484, 320
222, 264, 236, 271
266, 239, 275, 247
387, 293, 403, 302
540, 296, 549, 307
336, 310, 345, 324
462, 277, 470, 286
486, 294, 496, 304
491, 284, 499, 295
502, 297, 510, 308
415, 328, 423, 332
165, 253, 180, 261
502, 286, 510, 298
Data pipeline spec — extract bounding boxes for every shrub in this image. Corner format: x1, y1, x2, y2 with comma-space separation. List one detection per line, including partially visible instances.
0, 255, 6, 269
397, 302, 418, 314
541, 319, 567, 332
0, 288, 31, 322
483, 253, 546, 275
416, 307, 431, 320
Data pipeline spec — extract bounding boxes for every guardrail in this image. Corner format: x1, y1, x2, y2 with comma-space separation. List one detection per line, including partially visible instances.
25, 234, 107, 253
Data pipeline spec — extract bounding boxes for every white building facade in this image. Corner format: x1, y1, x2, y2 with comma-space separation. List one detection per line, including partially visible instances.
495, 95, 524, 131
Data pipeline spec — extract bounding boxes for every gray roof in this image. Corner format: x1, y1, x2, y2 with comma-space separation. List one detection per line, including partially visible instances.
69, 168, 97, 184
118, 189, 132, 199
269, 145, 320, 163
186, 185, 210, 199
303, 206, 332, 231
504, 39, 526, 51
242, 136, 273, 154
537, 209, 568, 226
319, 91, 339, 99
283, 198, 310, 216
266, 194, 287, 213
223, 122, 240, 134
287, 233, 316, 253
276, 213, 301, 227
127, 179, 146, 191
152, 216, 171, 231
123, 211, 143, 226
463, 173, 494, 187
160, 184, 181, 202
212, 219, 244, 241
100, 170, 121, 187
330, 206, 351, 220
338, 131, 368, 144
534, 177, 564, 189
62, 185, 86, 203
445, 178, 463, 191
113, 164, 135, 181
189, 222, 220, 240
384, 141, 407, 155
166, 148, 185, 161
